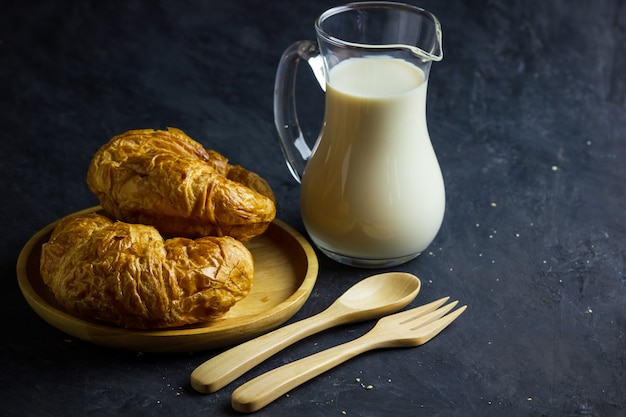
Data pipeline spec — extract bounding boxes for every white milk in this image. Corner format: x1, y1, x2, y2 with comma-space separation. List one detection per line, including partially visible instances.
300, 57, 445, 261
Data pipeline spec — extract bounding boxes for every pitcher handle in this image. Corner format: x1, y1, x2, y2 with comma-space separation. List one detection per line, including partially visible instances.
274, 40, 325, 183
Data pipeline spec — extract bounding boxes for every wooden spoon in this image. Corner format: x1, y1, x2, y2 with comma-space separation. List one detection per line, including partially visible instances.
190, 272, 421, 393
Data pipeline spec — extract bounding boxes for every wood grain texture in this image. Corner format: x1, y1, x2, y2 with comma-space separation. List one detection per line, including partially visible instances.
17, 207, 318, 353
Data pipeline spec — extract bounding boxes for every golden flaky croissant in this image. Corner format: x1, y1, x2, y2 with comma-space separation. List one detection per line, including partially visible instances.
40, 213, 254, 329
86, 128, 276, 241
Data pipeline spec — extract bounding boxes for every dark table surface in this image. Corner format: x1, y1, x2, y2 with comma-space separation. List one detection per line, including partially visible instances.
1, 0, 625, 416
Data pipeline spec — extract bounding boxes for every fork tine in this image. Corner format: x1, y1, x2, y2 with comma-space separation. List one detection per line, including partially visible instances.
412, 304, 467, 344
383, 296, 450, 323
399, 300, 459, 328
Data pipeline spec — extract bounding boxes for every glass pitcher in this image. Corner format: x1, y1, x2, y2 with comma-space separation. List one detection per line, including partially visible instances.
274, 2, 445, 268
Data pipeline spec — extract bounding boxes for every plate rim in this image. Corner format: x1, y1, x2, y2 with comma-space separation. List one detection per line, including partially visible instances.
16, 206, 319, 351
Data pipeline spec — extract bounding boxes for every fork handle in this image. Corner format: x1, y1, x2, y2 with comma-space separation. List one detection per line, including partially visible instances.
231, 334, 379, 413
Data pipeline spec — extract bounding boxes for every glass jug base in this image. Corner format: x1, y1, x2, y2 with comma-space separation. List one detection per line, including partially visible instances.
318, 247, 420, 269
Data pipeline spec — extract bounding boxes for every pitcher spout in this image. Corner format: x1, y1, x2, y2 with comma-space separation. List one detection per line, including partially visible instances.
376, 7, 443, 63
408, 7, 443, 63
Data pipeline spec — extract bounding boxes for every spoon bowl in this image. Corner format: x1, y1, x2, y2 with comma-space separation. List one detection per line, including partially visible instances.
336, 272, 420, 310
191, 271, 421, 393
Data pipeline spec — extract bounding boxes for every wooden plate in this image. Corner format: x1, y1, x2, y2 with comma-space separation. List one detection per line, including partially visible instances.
16, 207, 319, 353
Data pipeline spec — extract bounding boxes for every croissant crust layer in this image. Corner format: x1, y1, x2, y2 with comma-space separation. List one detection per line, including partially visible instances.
87, 128, 276, 241
40, 213, 254, 329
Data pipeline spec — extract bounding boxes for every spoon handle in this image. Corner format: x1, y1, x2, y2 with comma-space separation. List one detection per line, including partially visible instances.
231, 333, 377, 413
190, 309, 339, 393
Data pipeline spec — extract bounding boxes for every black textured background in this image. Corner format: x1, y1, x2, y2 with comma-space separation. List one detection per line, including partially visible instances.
1, 1, 625, 416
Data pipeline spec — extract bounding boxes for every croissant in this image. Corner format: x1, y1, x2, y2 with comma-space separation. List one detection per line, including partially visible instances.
87, 128, 276, 241
40, 212, 254, 329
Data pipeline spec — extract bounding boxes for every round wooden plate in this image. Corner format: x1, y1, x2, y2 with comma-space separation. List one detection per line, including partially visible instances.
16, 207, 319, 353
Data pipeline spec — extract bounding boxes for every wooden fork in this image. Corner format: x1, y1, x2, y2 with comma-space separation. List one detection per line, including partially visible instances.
231, 299, 467, 413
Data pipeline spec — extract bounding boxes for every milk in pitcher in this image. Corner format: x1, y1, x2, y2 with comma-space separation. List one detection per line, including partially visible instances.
300, 57, 445, 262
